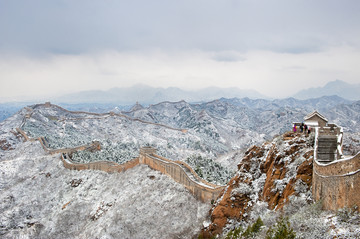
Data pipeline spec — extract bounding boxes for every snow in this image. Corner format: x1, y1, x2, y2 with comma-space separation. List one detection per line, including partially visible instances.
0, 140, 211, 238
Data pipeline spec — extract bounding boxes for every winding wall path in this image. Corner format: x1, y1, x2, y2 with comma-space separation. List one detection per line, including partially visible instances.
17, 103, 223, 202
34, 102, 187, 133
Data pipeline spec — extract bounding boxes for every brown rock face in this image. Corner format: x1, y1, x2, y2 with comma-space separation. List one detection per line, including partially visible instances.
201, 132, 314, 238
203, 174, 252, 237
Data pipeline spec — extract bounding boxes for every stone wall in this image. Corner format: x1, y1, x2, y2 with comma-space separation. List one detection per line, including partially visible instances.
139, 150, 225, 202
312, 152, 360, 212
60, 149, 225, 202
33, 102, 187, 133
16, 128, 99, 155
61, 153, 140, 173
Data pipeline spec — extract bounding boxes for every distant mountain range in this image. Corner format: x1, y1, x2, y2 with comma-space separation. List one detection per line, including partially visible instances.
54, 80, 359, 104
54, 84, 268, 104
1, 80, 359, 121
1, 80, 358, 107
293, 79, 360, 100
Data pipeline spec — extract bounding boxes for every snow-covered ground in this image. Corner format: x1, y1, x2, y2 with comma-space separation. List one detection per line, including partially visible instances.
0, 141, 211, 238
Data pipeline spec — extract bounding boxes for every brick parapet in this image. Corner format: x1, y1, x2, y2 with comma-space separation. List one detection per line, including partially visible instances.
61, 153, 140, 173
140, 153, 225, 202
312, 153, 360, 212
314, 153, 360, 177
174, 160, 221, 188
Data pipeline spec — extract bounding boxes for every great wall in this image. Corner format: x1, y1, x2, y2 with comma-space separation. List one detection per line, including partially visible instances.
15, 102, 360, 210
16, 102, 224, 202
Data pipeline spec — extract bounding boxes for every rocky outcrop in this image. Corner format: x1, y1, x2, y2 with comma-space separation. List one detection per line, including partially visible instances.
201, 132, 314, 238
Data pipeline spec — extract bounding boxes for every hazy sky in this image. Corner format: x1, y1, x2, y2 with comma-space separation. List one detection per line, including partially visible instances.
1, 0, 360, 101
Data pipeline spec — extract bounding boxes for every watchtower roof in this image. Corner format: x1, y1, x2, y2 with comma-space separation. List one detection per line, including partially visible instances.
304, 110, 328, 122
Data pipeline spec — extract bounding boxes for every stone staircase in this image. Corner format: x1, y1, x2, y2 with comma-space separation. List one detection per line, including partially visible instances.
317, 135, 338, 163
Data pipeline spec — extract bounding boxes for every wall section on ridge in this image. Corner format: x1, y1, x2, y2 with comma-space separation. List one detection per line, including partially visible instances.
61, 153, 140, 173
139, 149, 225, 202
312, 153, 360, 212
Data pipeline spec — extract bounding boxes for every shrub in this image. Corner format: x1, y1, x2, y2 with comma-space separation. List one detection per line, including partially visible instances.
266, 217, 296, 239
224, 226, 243, 239
224, 217, 263, 239
243, 217, 264, 238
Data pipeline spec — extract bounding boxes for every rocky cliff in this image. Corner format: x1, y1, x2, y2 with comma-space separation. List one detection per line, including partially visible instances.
201, 132, 314, 237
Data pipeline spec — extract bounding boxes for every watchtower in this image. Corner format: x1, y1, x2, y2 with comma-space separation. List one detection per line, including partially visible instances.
293, 110, 343, 163
304, 110, 328, 128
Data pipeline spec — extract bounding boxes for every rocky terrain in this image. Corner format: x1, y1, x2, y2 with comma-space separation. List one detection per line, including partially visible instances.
200, 132, 360, 238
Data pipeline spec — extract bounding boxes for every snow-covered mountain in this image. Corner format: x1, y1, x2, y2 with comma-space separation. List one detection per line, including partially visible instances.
122, 97, 360, 152
0, 99, 359, 238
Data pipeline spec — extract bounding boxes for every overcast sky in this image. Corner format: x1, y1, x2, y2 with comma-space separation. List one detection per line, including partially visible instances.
0, 0, 360, 101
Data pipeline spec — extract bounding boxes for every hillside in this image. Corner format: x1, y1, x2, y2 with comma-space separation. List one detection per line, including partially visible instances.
200, 132, 360, 238
0, 133, 210, 238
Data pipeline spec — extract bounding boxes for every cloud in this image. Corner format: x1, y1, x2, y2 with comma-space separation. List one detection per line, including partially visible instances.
0, 46, 359, 101
0, 0, 359, 55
